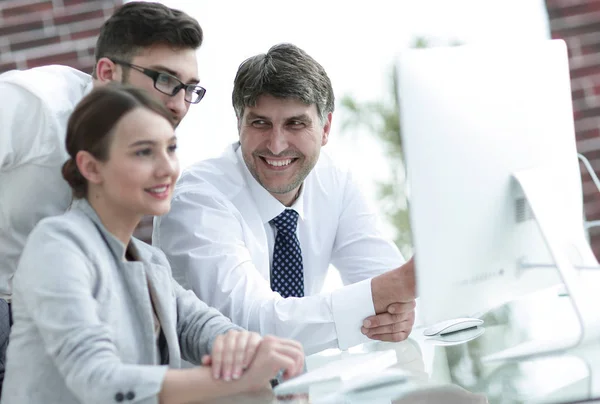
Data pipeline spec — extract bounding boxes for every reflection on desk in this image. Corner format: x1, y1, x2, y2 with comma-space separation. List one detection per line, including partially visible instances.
202, 285, 600, 403
300, 338, 431, 403
424, 326, 486, 346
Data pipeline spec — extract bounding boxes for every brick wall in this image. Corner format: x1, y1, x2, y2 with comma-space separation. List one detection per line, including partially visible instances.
0, 0, 122, 74
545, 0, 600, 257
0, 0, 155, 244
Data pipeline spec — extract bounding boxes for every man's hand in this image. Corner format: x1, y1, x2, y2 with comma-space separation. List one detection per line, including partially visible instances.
365, 256, 416, 342
371, 256, 416, 313
361, 300, 416, 342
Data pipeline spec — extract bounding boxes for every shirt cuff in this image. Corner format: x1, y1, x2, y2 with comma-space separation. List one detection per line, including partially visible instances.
331, 278, 375, 350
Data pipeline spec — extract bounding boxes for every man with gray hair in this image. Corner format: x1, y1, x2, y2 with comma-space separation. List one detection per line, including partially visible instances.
154, 43, 416, 355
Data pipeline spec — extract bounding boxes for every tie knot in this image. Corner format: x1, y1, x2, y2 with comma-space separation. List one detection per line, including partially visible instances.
271, 209, 299, 233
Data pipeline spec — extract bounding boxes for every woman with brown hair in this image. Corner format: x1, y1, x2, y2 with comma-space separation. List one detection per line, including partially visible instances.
1, 84, 304, 404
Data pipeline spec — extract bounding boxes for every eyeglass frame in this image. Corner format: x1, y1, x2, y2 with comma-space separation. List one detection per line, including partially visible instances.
109, 58, 206, 104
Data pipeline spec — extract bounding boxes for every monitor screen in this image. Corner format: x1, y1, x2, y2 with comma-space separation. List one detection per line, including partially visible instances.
397, 39, 596, 327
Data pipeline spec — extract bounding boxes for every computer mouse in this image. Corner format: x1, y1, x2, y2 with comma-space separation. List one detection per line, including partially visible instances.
423, 317, 483, 337
425, 325, 486, 346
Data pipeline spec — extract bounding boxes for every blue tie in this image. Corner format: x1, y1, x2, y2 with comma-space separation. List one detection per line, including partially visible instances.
270, 209, 304, 298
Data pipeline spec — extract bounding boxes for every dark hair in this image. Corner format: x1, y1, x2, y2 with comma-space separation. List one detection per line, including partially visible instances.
92, 1, 203, 78
232, 43, 335, 123
62, 84, 174, 199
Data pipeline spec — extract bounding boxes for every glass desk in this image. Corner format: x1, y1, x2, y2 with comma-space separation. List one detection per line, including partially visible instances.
206, 286, 600, 403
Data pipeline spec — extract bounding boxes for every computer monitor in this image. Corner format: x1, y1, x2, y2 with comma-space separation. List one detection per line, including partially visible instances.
397, 39, 600, 356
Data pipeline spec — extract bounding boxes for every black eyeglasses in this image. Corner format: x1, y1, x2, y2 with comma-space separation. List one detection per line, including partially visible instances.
110, 58, 206, 104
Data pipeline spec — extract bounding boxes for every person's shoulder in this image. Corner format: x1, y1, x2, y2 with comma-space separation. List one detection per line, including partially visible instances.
30, 207, 96, 240
174, 144, 246, 200
309, 149, 352, 188
0, 65, 90, 88
0, 65, 91, 112
23, 207, 99, 258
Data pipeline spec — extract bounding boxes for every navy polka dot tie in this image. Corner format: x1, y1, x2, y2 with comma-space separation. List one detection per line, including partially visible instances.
270, 209, 304, 298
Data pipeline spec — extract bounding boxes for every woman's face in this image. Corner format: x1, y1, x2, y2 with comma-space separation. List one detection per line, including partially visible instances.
95, 107, 179, 218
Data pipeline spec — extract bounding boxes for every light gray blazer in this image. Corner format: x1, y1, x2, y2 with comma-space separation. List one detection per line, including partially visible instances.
1, 199, 241, 404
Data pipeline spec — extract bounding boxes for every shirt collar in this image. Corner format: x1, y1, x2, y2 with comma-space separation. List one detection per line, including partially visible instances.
234, 144, 305, 225
84, 78, 94, 97
71, 198, 147, 262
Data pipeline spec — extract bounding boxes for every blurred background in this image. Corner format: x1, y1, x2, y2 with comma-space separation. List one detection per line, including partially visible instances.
1, 0, 599, 291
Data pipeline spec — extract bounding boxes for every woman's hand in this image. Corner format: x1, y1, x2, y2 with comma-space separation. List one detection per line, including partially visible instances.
202, 330, 262, 381
239, 335, 305, 391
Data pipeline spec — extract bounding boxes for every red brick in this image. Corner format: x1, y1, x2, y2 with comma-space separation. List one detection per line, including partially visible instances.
591, 238, 600, 258
0, 19, 44, 37
582, 177, 600, 193
1, 0, 53, 19
575, 105, 600, 120
0, 61, 17, 74
71, 27, 102, 41
53, 9, 106, 26
586, 202, 600, 219
589, 198, 600, 216
547, 2, 600, 19
545, 0, 600, 9
9, 34, 61, 52
570, 64, 600, 80
85, 46, 95, 57
26, 51, 79, 68
579, 149, 600, 162
576, 127, 600, 140
67, 60, 96, 75
584, 194, 596, 206
581, 43, 600, 56
551, 19, 600, 39
572, 87, 587, 100
62, 0, 92, 5
29, 56, 93, 74
582, 180, 600, 197
590, 220, 600, 233
574, 116, 599, 133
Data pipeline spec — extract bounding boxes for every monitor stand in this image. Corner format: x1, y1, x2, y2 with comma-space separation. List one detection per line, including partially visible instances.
483, 165, 600, 362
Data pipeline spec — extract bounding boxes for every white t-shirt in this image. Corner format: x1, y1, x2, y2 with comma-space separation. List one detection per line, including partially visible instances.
0, 65, 93, 299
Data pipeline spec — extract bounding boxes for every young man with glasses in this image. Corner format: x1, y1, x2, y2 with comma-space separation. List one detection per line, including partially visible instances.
0, 1, 204, 393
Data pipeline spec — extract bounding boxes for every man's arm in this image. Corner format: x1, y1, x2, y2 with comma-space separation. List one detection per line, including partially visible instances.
154, 188, 374, 354
0, 82, 52, 172
330, 171, 406, 282
330, 171, 416, 341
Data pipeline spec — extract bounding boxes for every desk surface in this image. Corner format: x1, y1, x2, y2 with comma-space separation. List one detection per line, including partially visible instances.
207, 286, 600, 403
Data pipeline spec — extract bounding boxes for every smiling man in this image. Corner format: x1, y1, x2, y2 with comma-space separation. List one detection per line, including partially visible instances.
0, 1, 204, 392
154, 43, 417, 355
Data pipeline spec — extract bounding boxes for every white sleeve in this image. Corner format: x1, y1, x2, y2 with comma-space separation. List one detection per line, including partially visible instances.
154, 189, 371, 354
0, 82, 53, 171
331, 171, 405, 282
328, 171, 407, 339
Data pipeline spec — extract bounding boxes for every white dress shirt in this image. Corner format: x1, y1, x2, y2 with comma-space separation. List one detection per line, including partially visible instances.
0, 65, 93, 299
154, 142, 405, 354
